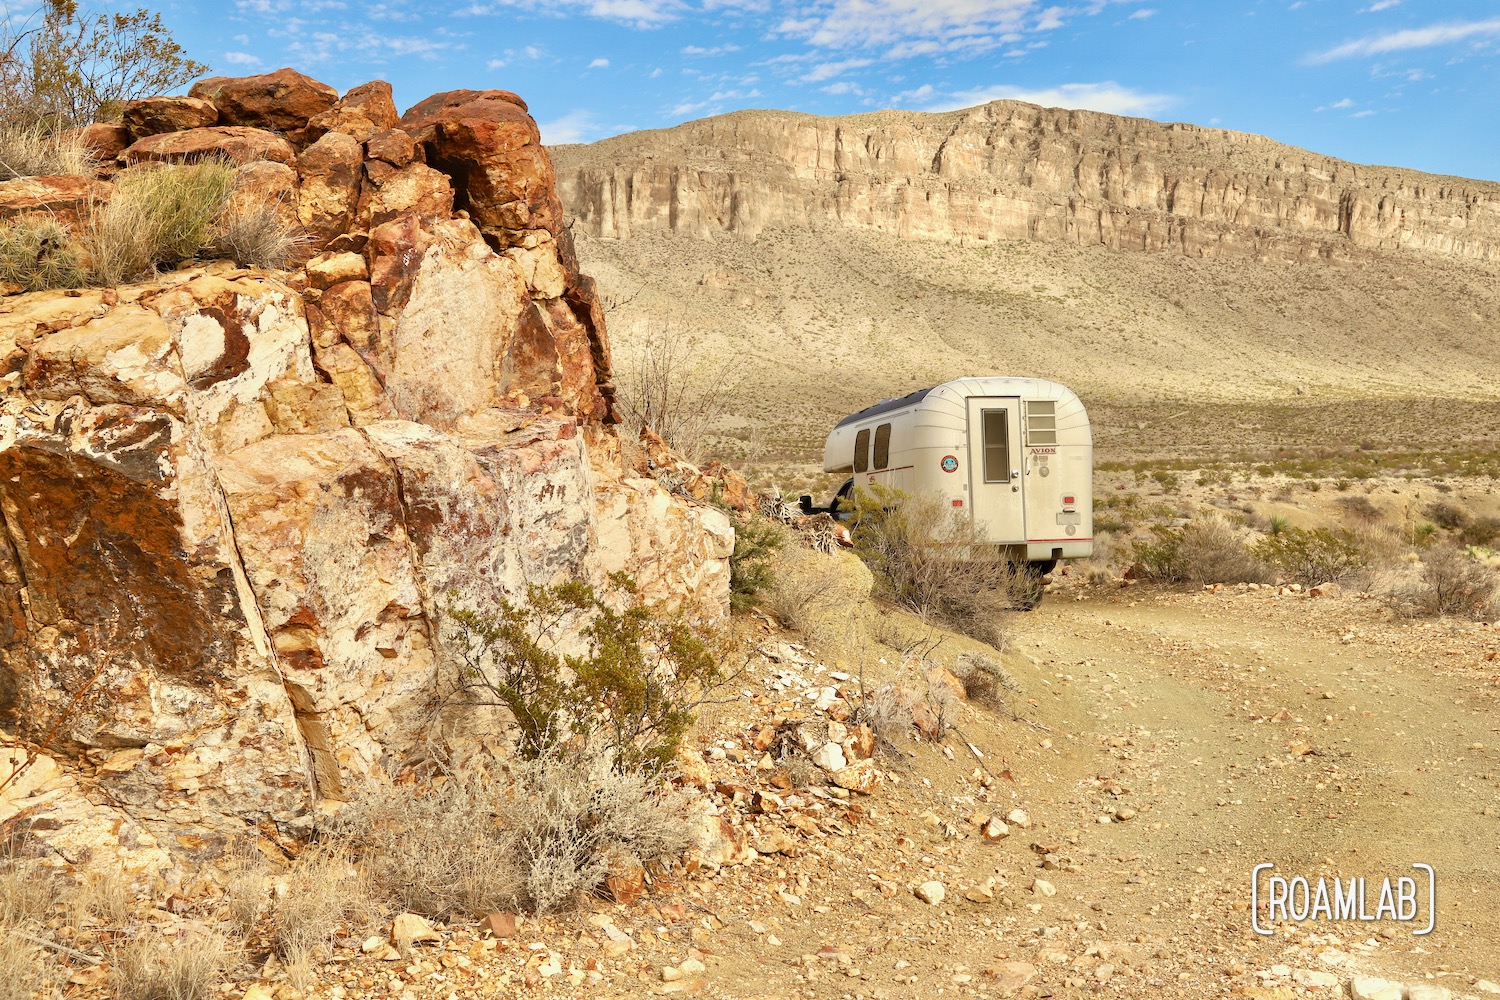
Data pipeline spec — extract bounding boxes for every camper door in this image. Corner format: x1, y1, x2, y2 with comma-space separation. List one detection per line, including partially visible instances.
965, 396, 1025, 544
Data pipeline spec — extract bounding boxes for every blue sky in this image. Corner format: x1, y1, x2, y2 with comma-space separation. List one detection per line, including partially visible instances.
143, 2, 1500, 179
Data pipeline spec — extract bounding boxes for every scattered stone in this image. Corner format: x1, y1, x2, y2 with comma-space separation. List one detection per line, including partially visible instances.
391, 912, 440, 952
1031, 878, 1056, 897
915, 881, 946, 905
1291, 968, 1339, 988
1407, 986, 1452, 1000
1006, 808, 1032, 829
1349, 977, 1403, 1000
964, 878, 996, 903
981, 817, 1010, 840
812, 742, 847, 772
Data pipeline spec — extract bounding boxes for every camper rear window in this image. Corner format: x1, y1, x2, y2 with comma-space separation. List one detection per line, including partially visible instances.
854, 428, 870, 472
1026, 400, 1057, 446
873, 423, 891, 470
982, 409, 1009, 482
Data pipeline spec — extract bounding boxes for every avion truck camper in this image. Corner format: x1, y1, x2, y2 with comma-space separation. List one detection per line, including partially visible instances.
817, 377, 1093, 576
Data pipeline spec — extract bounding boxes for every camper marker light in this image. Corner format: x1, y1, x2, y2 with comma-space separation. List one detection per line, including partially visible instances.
952, 499, 964, 507
1064, 495, 1075, 505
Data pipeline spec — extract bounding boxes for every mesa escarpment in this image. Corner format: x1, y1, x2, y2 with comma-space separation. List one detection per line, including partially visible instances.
0, 69, 734, 868
553, 101, 1500, 262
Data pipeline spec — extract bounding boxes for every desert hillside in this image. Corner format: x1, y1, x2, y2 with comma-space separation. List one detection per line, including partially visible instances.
552, 103, 1500, 465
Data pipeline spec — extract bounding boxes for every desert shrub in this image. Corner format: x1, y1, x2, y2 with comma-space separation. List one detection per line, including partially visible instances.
203, 201, 309, 270
0, 857, 56, 927
729, 515, 783, 612
1461, 516, 1500, 548
0, 123, 95, 179
952, 651, 1022, 712
1383, 545, 1500, 620
1335, 495, 1382, 524
1254, 526, 1366, 585
0, 932, 46, 1000
496, 751, 690, 914
0, 215, 85, 290
615, 324, 739, 465
335, 752, 689, 918
1424, 500, 1470, 531
80, 159, 235, 285
444, 576, 726, 775
109, 928, 228, 1000
1131, 516, 1273, 584
851, 484, 1030, 645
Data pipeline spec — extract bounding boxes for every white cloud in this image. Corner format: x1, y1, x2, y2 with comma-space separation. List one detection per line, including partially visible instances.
822, 81, 865, 95
589, 57, 610, 67
1128, 8, 1155, 19
487, 58, 507, 69
1362, 0, 1399, 11
801, 58, 873, 82
457, 0, 680, 26
1314, 97, 1355, 112
927, 81, 1176, 117
778, 0, 1041, 51
650, 67, 663, 77
1035, 5, 1065, 31
892, 83, 936, 104
1308, 17, 1500, 62
682, 43, 742, 56
1352, 109, 1377, 118
539, 110, 601, 144
223, 51, 262, 66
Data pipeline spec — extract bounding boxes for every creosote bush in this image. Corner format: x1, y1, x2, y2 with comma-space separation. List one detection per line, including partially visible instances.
729, 515, 783, 612
1131, 515, 1274, 585
1253, 526, 1366, 586
445, 574, 727, 775
850, 484, 1030, 646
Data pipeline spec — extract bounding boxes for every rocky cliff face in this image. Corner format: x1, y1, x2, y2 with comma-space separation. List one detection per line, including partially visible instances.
0, 70, 732, 868
553, 101, 1500, 262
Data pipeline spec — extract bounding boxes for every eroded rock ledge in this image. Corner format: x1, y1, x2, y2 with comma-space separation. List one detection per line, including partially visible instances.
0, 70, 732, 868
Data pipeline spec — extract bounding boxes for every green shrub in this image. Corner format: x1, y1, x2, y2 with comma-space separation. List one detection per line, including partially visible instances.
1253, 527, 1365, 585
1460, 516, 1500, 548
80, 159, 235, 285
444, 575, 725, 775
1424, 500, 1470, 531
0, 215, 84, 290
1131, 516, 1273, 584
729, 515, 783, 612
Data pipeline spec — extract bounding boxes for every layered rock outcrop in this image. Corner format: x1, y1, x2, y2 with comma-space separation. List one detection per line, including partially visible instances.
553, 101, 1500, 262
0, 70, 732, 866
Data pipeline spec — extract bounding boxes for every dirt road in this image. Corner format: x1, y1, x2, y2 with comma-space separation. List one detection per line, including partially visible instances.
688, 588, 1500, 999
1004, 587, 1500, 994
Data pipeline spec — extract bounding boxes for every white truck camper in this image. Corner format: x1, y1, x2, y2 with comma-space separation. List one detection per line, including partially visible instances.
813, 377, 1093, 574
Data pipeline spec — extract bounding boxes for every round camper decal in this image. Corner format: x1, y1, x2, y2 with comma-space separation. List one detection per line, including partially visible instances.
940, 455, 959, 473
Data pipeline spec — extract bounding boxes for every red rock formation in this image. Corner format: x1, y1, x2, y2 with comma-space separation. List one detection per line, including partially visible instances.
0, 74, 730, 866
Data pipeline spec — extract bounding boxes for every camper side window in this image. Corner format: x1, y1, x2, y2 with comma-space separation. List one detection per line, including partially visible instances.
1026, 400, 1057, 445
982, 409, 1010, 483
854, 428, 871, 473
873, 423, 891, 470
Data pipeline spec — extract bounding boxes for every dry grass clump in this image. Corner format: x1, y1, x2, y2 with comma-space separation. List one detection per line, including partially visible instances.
203, 201, 311, 270
80, 159, 236, 285
760, 546, 870, 637
952, 651, 1022, 712
334, 750, 691, 920
852, 685, 915, 750
0, 123, 96, 180
270, 847, 369, 989
0, 856, 56, 1000
1382, 545, 1500, 620
616, 324, 740, 466
109, 928, 229, 1000
0, 215, 86, 290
